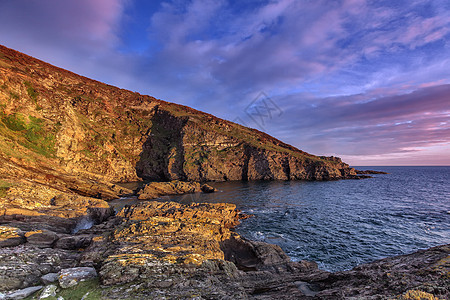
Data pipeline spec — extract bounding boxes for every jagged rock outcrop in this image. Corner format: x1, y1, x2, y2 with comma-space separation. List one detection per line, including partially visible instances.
356, 169, 389, 174
310, 244, 450, 299
0, 200, 448, 299
136, 180, 215, 200
99, 202, 246, 284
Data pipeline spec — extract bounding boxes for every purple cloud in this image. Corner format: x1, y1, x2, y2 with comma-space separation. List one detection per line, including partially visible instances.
270, 85, 450, 160
0, 0, 448, 165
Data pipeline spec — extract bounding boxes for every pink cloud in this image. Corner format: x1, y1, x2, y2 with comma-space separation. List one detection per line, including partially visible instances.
0, 0, 127, 51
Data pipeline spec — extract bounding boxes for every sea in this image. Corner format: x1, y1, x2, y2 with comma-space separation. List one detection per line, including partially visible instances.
113, 166, 450, 272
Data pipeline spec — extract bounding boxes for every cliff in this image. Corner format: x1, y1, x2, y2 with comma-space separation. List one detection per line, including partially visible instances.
0, 44, 358, 193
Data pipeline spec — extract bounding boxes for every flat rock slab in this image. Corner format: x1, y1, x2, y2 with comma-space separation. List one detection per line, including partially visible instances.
25, 230, 59, 248
54, 235, 92, 250
3, 286, 42, 300
40, 273, 58, 285
58, 267, 97, 288
0, 226, 25, 248
137, 180, 202, 200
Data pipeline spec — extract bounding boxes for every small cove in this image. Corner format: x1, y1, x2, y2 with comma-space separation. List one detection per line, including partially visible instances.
112, 166, 450, 271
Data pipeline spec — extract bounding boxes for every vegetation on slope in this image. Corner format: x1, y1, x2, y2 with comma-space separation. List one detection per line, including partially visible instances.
0, 44, 355, 184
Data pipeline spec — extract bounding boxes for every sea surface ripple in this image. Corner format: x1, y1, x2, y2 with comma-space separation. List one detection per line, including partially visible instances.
166, 166, 450, 271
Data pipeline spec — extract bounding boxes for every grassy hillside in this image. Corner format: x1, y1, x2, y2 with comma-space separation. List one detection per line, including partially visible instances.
0, 44, 357, 188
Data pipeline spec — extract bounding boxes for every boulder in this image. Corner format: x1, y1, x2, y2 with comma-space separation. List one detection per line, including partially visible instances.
54, 235, 92, 250
58, 267, 97, 289
201, 184, 217, 193
0, 226, 25, 248
25, 230, 59, 248
4, 286, 42, 300
40, 273, 58, 285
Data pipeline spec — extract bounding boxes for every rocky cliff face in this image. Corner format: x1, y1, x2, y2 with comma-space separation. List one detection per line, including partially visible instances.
0, 44, 358, 193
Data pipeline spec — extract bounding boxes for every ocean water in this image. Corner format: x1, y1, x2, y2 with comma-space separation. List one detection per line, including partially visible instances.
160, 166, 450, 271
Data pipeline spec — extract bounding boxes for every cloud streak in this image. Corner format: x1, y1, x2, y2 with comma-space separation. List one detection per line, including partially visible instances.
0, 0, 448, 165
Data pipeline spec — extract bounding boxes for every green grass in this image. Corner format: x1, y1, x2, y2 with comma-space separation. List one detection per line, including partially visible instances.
9, 91, 19, 100
24, 81, 38, 102
81, 149, 95, 158
0, 113, 56, 157
24, 279, 103, 300
2, 113, 26, 131
0, 180, 11, 198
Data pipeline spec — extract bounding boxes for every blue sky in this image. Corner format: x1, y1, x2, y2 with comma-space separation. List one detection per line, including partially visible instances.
0, 0, 449, 165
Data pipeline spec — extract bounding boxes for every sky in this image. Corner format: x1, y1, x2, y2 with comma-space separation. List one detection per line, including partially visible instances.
0, 0, 449, 166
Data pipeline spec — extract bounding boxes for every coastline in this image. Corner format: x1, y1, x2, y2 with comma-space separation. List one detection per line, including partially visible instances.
0, 45, 448, 299
1, 197, 449, 299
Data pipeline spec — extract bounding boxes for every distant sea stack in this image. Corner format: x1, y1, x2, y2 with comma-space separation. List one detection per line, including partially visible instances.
0, 44, 361, 193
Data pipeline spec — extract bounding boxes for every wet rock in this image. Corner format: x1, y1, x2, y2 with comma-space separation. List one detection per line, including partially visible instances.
201, 183, 217, 193
86, 206, 114, 224
0, 226, 25, 248
221, 235, 317, 274
4, 286, 42, 300
40, 273, 58, 285
58, 267, 98, 288
25, 230, 59, 248
137, 180, 201, 200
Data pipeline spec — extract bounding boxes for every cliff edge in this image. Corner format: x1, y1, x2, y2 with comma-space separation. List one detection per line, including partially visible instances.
0, 44, 359, 192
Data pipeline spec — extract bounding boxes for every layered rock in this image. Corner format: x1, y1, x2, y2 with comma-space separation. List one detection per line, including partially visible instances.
0, 200, 448, 299
136, 180, 215, 200
0, 226, 25, 247
102, 201, 245, 278
310, 244, 450, 299
356, 169, 389, 174
90, 201, 319, 298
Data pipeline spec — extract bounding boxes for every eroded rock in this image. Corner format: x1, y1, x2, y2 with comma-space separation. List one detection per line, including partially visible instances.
310, 244, 450, 299
0, 226, 25, 248
58, 267, 98, 289
99, 201, 246, 286
25, 230, 59, 248
137, 180, 202, 200
3, 286, 42, 300
40, 273, 58, 285
0, 245, 80, 291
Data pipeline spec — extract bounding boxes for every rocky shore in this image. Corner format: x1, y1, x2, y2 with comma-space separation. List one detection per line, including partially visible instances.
0, 197, 448, 299
0, 44, 446, 300
355, 170, 389, 175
